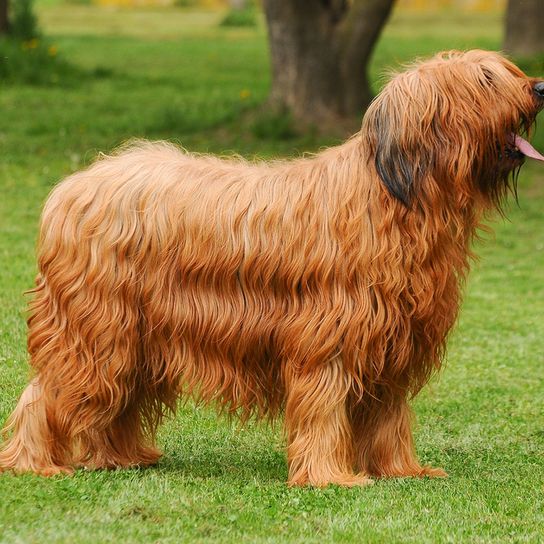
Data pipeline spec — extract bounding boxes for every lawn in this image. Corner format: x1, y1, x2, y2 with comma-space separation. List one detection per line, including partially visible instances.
0, 3, 543, 543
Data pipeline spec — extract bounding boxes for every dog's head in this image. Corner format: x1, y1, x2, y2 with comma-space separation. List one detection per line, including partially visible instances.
363, 50, 544, 208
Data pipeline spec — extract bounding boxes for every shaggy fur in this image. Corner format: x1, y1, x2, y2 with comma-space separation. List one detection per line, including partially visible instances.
1, 50, 542, 486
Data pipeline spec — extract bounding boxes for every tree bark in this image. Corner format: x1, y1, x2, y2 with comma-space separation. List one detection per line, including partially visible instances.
0, 0, 9, 35
262, 0, 394, 128
504, 0, 544, 57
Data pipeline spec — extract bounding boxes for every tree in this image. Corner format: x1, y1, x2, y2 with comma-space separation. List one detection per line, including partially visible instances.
262, 0, 395, 128
504, 0, 544, 57
0, 0, 39, 39
0, 0, 9, 35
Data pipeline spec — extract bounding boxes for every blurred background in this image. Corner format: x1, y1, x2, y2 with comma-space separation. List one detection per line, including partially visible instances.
1, 0, 543, 165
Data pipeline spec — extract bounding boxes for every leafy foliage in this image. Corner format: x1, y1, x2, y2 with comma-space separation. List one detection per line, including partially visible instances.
0, 36, 83, 84
220, 5, 256, 27
10, 0, 40, 40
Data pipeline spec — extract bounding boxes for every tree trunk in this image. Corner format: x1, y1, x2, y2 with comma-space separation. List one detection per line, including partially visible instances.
504, 0, 544, 57
262, 0, 394, 128
0, 0, 9, 35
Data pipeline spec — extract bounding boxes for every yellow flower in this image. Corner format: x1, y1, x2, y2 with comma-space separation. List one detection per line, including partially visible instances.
239, 89, 251, 100
21, 39, 40, 52
48, 45, 58, 57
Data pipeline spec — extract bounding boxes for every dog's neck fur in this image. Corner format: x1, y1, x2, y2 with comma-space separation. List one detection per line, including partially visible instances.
288, 134, 480, 394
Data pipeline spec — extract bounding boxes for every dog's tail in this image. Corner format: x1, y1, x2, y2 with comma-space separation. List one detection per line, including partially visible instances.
0, 378, 71, 475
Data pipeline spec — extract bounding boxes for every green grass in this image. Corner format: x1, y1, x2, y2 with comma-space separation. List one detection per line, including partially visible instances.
1, 3, 543, 543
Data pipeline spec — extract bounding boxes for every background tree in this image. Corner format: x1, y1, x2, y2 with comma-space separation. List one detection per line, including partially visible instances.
262, 0, 395, 128
12, 0, 39, 39
0, 0, 9, 35
503, 0, 544, 57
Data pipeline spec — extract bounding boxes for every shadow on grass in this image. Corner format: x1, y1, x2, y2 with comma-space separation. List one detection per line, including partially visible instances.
157, 436, 288, 484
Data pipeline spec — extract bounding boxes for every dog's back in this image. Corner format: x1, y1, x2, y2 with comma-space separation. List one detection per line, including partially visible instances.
35, 139, 368, 421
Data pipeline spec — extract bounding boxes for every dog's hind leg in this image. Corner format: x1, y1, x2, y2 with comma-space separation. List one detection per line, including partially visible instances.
0, 378, 72, 476
49, 283, 163, 472
351, 391, 447, 479
284, 359, 373, 487
77, 397, 163, 471
0, 266, 162, 475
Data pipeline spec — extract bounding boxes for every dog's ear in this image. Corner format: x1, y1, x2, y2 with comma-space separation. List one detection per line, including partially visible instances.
372, 120, 432, 208
364, 92, 434, 207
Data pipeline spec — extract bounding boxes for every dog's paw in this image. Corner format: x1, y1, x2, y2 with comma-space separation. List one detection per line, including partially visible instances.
370, 463, 448, 479
290, 472, 374, 488
333, 473, 375, 488
417, 465, 447, 478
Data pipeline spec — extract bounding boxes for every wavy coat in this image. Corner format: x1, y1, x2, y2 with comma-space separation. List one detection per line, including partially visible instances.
1, 50, 542, 485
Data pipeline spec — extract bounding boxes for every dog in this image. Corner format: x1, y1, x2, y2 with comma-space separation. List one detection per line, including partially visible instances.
1, 50, 543, 486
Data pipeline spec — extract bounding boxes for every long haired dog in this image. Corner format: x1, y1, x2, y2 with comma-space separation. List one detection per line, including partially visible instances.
1, 50, 543, 485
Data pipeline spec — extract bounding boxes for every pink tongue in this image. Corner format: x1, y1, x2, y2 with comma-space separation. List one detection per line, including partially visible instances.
514, 134, 544, 162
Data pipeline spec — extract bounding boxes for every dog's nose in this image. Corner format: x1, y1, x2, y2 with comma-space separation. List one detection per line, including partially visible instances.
534, 82, 544, 98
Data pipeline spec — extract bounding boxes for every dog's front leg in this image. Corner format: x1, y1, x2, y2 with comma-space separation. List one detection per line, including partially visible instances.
284, 358, 373, 487
352, 390, 447, 479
